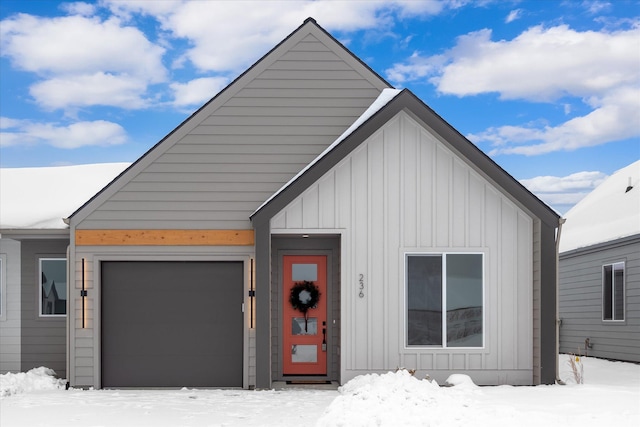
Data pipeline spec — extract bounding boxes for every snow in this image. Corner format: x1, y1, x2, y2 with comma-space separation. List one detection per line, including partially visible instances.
0, 163, 130, 229
253, 88, 402, 216
1, 355, 638, 426
560, 160, 640, 252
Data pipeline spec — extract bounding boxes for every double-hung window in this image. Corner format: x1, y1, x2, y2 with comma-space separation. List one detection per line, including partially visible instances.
602, 262, 624, 321
406, 253, 483, 347
40, 258, 67, 316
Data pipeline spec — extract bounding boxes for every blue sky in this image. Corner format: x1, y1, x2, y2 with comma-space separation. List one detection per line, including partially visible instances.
1, 0, 638, 214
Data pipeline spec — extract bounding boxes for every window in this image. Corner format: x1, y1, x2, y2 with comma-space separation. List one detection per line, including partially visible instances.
40, 258, 67, 316
603, 262, 624, 321
407, 253, 483, 347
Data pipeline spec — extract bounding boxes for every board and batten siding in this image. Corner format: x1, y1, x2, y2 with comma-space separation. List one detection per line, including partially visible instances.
271, 112, 535, 385
559, 236, 640, 362
76, 32, 388, 231
0, 238, 21, 373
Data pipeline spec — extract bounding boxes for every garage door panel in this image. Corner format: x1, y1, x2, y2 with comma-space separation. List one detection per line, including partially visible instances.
102, 261, 243, 388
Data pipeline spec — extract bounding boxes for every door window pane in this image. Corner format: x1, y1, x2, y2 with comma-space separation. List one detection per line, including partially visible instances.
292, 264, 317, 281
291, 345, 317, 363
292, 317, 317, 335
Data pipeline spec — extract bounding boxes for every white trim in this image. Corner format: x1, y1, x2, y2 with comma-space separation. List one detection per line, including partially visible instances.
39, 257, 67, 318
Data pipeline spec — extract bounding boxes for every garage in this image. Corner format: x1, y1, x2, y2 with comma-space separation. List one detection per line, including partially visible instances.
101, 261, 244, 388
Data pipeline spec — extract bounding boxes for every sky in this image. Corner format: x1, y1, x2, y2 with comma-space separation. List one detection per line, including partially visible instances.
0, 0, 638, 214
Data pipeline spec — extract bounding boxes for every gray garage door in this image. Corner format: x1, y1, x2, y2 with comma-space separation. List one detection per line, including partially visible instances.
101, 261, 243, 388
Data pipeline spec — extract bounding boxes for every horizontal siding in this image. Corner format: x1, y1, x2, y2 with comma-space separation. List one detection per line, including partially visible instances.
0, 239, 21, 373
559, 238, 640, 362
20, 239, 68, 378
272, 112, 535, 385
78, 31, 388, 231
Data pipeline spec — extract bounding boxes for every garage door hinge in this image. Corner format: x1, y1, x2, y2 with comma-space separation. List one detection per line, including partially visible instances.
248, 290, 255, 297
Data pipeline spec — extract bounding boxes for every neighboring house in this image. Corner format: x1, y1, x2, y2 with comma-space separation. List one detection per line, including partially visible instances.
559, 160, 640, 362
2, 18, 561, 388
0, 163, 129, 377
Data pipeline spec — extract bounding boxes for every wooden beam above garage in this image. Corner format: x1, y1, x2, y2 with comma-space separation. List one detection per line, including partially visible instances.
75, 229, 255, 246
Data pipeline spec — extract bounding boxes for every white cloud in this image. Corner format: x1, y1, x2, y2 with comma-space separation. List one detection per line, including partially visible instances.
170, 77, 229, 108
0, 13, 166, 110
0, 119, 127, 148
520, 170, 608, 193
505, 9, 522, 23
102, 0, 457, 73
474, 86, 640, 155
387, 23, 640, 155
30, 73, 151, 110
519, 170, 608, 213
59, 2, 97, 16
431, 25, 640, 100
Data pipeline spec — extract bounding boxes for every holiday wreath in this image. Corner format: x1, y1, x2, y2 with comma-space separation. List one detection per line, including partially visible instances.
289, 281, 321, 332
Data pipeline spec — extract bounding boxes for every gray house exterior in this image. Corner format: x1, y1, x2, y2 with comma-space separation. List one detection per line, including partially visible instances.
559, 161, 639, 362
0, 163, 128, 378
2, 18, 561, 388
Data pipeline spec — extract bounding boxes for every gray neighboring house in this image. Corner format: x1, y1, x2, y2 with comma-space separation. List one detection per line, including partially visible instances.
0, 164, 129, 377
559, 160, 640, 362
3, 18, 561, 388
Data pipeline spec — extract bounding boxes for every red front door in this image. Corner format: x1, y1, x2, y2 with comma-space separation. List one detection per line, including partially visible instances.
282, 255, 327, 375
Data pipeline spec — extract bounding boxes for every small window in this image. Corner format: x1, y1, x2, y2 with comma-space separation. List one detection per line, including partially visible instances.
603, 262, 624, 321
40, 258, 67, 316
407, 253, 483, 347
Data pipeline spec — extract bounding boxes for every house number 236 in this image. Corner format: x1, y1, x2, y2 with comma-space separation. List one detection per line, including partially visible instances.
358, 274, 365, 298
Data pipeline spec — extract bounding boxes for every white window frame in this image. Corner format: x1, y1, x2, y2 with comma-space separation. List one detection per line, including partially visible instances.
602, 261, 625, 322
39, 257, 67, 317
405, 252, 485, 349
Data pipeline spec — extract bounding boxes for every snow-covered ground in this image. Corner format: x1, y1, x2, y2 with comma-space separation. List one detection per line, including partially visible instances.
1, 355, 638, 427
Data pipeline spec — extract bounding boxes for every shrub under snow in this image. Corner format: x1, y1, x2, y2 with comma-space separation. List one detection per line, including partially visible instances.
0, 367, 66, 397
317, 370, 478, 426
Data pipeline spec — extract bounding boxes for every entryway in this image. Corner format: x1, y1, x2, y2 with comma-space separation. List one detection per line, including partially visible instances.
272, 235, 340, 383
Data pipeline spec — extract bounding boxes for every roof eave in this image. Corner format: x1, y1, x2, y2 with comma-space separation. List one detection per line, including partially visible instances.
252, 89, 560, 227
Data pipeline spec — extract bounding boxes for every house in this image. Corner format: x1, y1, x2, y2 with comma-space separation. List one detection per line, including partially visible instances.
0, 163, 129, 377
559, 160, 640, 362
2, 18, 561, 388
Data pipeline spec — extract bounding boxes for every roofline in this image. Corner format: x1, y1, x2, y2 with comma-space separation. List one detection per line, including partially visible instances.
251, 89, 560, 226
560, 233, 640, 258
68, 17, 390, 221
0, 228, 70, 240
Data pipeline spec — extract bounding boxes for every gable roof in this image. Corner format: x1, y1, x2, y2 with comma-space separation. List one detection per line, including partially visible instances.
68, 18, 391, 225
251, 89, 560, 227
560, 160, 640, 253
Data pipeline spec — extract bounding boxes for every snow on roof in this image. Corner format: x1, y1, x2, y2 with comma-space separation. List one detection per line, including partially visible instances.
252, 88, 402, 216
560, 160, 640, 252
0, 163, 130, 230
